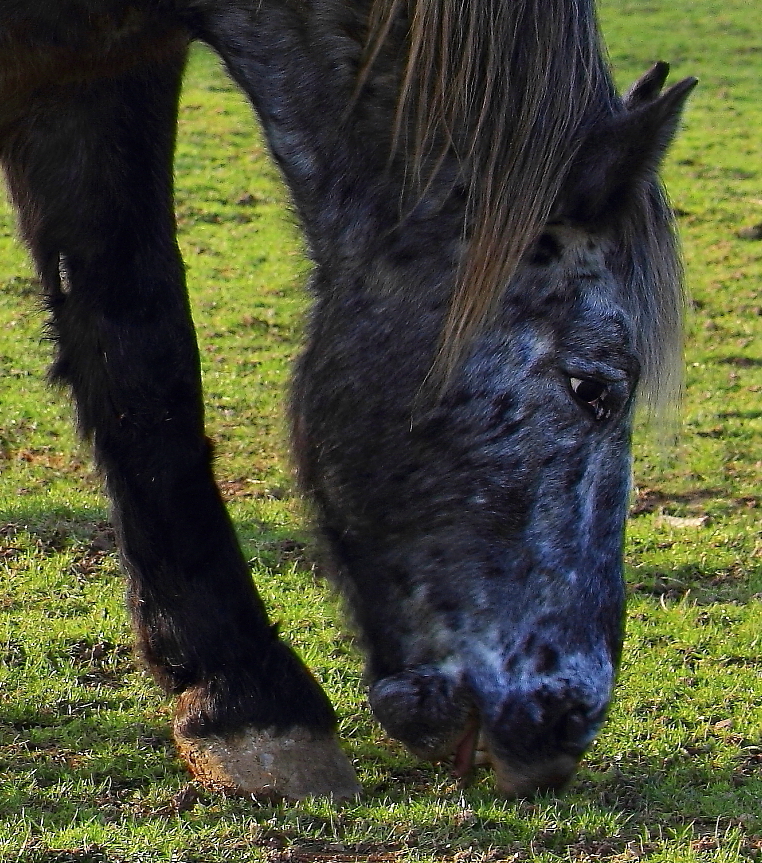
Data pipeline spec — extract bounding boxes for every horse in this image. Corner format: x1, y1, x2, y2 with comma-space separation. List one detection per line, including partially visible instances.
0, 0, 695, 800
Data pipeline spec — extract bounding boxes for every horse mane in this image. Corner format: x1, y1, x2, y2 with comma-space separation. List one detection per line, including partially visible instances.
361, 0, 684, 416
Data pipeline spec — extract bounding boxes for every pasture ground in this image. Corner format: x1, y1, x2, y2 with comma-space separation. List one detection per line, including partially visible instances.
0, 2, 761, 860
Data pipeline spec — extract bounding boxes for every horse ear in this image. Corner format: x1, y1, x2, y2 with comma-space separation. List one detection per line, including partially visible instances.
558, 74, 697, 228
623, 61, 671, 108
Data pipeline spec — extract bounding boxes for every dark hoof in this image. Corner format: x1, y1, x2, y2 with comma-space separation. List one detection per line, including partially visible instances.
174, 724, 361, 800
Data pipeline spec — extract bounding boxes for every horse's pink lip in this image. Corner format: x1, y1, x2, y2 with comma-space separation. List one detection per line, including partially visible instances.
452, 716, 480, 780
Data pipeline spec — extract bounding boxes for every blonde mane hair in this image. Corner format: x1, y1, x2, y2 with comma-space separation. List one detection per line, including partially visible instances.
360, 0, 684, 415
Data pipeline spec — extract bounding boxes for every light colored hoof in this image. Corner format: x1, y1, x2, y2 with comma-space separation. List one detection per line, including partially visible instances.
173, 724, 361, 801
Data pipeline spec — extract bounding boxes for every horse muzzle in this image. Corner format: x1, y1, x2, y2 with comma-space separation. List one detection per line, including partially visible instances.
369, 664, 609, 797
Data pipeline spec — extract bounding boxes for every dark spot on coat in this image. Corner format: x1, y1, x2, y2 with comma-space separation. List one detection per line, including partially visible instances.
535, 644, 560, 674
530, 232, 563, 265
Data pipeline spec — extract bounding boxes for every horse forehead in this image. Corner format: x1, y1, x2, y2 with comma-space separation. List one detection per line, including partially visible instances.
505, 226, 615, 313
544, 222, 607, 255
543, 228, 634, 325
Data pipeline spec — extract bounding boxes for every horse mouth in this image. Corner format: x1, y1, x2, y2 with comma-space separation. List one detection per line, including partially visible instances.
450, 721, 579, 797
452, 715, 481, 780
490, 752, 579, 798
369, 669, 586, 796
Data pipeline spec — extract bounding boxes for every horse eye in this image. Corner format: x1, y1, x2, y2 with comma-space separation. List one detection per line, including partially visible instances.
570, 377, 605, 402
569, 377, 609, 419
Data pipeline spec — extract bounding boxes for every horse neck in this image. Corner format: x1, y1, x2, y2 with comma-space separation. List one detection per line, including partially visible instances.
195, 0, 617, 275
194, 1, 388, 265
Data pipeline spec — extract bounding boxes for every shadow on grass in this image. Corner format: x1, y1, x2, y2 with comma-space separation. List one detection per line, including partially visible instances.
0, 706, 180, 818
2, 504, 761, 860
0, 503, 312, 562
4, 737, 762, 862
630, 486, 761, 519
627, 560, 761, 604
1, 664, 760, 861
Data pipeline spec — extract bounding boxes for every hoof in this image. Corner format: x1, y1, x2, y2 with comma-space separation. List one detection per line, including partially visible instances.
173, 724, 361, 801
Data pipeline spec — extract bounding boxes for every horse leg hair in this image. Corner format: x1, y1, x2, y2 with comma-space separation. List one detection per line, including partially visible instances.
0, 45, 357, 799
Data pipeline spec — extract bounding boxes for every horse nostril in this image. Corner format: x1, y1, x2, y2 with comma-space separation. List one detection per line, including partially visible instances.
368, 668, 473, 759
557, 706, 593, 752
562, 706, 585, 732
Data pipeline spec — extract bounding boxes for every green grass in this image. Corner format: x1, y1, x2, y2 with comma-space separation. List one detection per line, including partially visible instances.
1, 2, 761, 860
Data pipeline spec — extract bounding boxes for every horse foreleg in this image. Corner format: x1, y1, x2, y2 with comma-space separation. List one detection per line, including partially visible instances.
0, 48, 358, 800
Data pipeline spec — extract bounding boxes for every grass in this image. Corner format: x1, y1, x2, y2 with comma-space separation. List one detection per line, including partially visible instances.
0, 1, 761, 860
